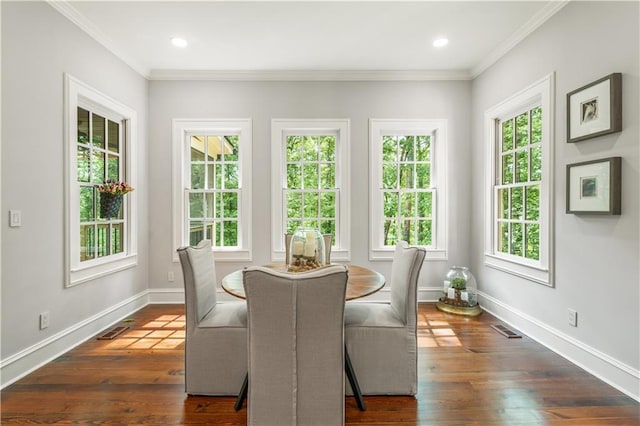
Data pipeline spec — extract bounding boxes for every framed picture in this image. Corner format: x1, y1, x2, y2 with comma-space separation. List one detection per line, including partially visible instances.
567, 73, 622, 143
566, 157, 621, 214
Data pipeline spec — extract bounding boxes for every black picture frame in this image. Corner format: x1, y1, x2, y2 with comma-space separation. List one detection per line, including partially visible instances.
566, 157, 621, 215
567, 73, 622, 143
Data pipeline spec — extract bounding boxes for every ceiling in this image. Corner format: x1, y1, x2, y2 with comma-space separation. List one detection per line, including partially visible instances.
53, 1, 568, 80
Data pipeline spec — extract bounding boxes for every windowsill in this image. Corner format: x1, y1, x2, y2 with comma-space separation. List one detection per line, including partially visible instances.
484, 253, 552, 287
172, 249, 252, 263
68, 253, 138, 287
369, 248, 446, 261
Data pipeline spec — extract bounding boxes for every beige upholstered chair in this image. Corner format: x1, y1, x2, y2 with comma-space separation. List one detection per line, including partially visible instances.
243, 265, 348, 426
344, 241, 426, 396
177, 240, 247, 396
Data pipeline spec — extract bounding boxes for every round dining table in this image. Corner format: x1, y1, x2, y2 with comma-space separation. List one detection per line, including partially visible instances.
221, 264, 385, 301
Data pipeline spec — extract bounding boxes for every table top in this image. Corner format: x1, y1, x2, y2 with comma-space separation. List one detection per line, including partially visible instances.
221, 264, 385, 301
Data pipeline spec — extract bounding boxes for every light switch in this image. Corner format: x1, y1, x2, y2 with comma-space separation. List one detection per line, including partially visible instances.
9, 210, 21, 227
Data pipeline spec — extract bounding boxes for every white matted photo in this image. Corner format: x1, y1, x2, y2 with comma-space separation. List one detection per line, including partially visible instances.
566, 157, 621, 214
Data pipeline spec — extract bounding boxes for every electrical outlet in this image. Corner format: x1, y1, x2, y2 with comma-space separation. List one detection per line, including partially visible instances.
168, 271, 175, 282
9, 210, 21, 227
568, 309, 578, 327
39, 312, 50, 330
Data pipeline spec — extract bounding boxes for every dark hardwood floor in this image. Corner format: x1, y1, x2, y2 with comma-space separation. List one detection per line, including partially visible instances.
2, 303, 638, 425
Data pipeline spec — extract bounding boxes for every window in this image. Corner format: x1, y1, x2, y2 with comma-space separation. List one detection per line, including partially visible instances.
271, 119, 350, 261
173, 119, 252, 261
484, 73, 554, 286
369, 119, 447, 260
64, 74, 138, 287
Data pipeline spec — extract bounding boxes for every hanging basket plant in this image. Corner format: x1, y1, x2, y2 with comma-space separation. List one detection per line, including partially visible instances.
97, 180, 134, 219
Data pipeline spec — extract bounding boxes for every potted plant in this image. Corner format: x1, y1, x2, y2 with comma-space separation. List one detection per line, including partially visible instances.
97, 180, 134, 219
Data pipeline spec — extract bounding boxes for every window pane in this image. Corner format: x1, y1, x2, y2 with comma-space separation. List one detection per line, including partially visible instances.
191, 164, 205, 189
501, 119, 513, 152
205, 223, 215, 241
384, 220, 398, 246
515, 150, 528, 183
222, 220, 238, 247
215, 162, 223, 188
498, 222, 509, 253
286, 136, 302, 162
417, 219, 432, 246
417, 192, 432, 218
77, 107, 90, 145
91, 151, 105, 183
287, 219, 302, 234
526, 185, 540, 221
287, 192, 302, 218
92, 113, 105, 149
189, 221, 204, 246
287, 164, 301, 189
531, 106, 542, 144
400, 192, 416, 217
80, 225, 95, 261
319, 136, 335, 161
531, 145, 542, 181
207, 164, 216, 189
107, 155, 119, 182
303, 192, 318, 218
224, 164, 239, 189
399, 164, 414, 188
79, 186, 95, 222
320, 220, 335, 236
383, 192, 399, 218
320, 192, 335, 218
502, 153, 513, 184
205, 193, 215, 218
399, 136, 414, 161
223, 192, 238, 218
77, 146, 90, 182
224, 136, 239, 161
112, 223, 123, 254
190, 136, 205, 161
189, 193, 204, 218
401, 220, 416, 245
498, 188, 509, 219
303, 219, 318, 229
97, 224, 109, 257
415, 135, 430, 161
319, 164, 335, 189
511, 187, 523, 220
525, 224, 540, 260
207, 136, 223, 161
415, 164, 430, 188
382, 136, 397, 162
107, 120, 119, 153
382, 164, 397, 189
303, 164, 318, 189
303, 136, 318, 162
515, 112, 528, 148
510, 222, 523, 257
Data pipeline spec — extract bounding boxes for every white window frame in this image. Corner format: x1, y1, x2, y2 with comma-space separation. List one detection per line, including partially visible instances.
271, 119, 350, 262
172, 119, 252, 261
64, 74, 138, 287
369, 119, 447, 261
484, 73, 555, 286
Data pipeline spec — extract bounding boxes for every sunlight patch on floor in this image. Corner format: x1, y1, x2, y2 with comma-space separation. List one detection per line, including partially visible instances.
105, 315, 186, 350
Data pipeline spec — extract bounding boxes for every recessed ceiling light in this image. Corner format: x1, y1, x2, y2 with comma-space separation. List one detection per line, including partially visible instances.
433, 37, 449, 48
171, 37, 188, 48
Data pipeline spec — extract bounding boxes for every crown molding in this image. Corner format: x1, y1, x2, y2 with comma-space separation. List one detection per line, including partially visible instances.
471, 0, 570, 79
46, 0, 150, 78
148, 69, 473, 81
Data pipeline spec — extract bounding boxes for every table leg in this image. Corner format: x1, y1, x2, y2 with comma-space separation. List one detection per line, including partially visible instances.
234, 373, 248, 411
344, 346, 366, 411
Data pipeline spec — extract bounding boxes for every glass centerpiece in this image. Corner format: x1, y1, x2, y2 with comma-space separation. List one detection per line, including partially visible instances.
436, 266, 482, 316
287, 227, 326, 272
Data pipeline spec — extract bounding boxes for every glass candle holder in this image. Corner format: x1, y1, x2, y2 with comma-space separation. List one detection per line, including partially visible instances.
288, 227, 326, 272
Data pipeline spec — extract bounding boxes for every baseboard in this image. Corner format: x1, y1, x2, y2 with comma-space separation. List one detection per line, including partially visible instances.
478, 291, 640, 402
147, 287, 185, 304
0, 290, 149, 389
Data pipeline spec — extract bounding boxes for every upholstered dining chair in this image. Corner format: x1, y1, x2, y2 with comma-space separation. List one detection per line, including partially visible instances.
177, 240, 247, 396
243, 265, 348, 426
344, 241, 426, 396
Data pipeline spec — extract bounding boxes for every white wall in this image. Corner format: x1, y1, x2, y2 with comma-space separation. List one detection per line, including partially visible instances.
1, 2, 149, 383
470, 2, 639, 398
148, 80, 472, 299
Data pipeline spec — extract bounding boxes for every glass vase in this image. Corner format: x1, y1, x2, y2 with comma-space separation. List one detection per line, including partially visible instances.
287, 227, 326, 272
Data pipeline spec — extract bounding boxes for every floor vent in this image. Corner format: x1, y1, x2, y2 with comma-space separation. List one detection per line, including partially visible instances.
491, 324, 522, 338
98, 326, 129, 340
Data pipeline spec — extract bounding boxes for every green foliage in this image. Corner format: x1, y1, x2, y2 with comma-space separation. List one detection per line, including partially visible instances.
451, 277, 466, 290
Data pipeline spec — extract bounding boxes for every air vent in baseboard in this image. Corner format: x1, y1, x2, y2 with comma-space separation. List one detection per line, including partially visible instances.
491, 324, 522, 338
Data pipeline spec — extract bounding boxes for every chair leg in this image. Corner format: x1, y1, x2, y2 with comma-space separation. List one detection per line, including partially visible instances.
234, 373, 248, 411
344, 346, 366, 411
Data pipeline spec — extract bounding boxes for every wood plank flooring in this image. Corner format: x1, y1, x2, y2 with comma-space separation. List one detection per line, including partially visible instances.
2, 304, 638, 425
